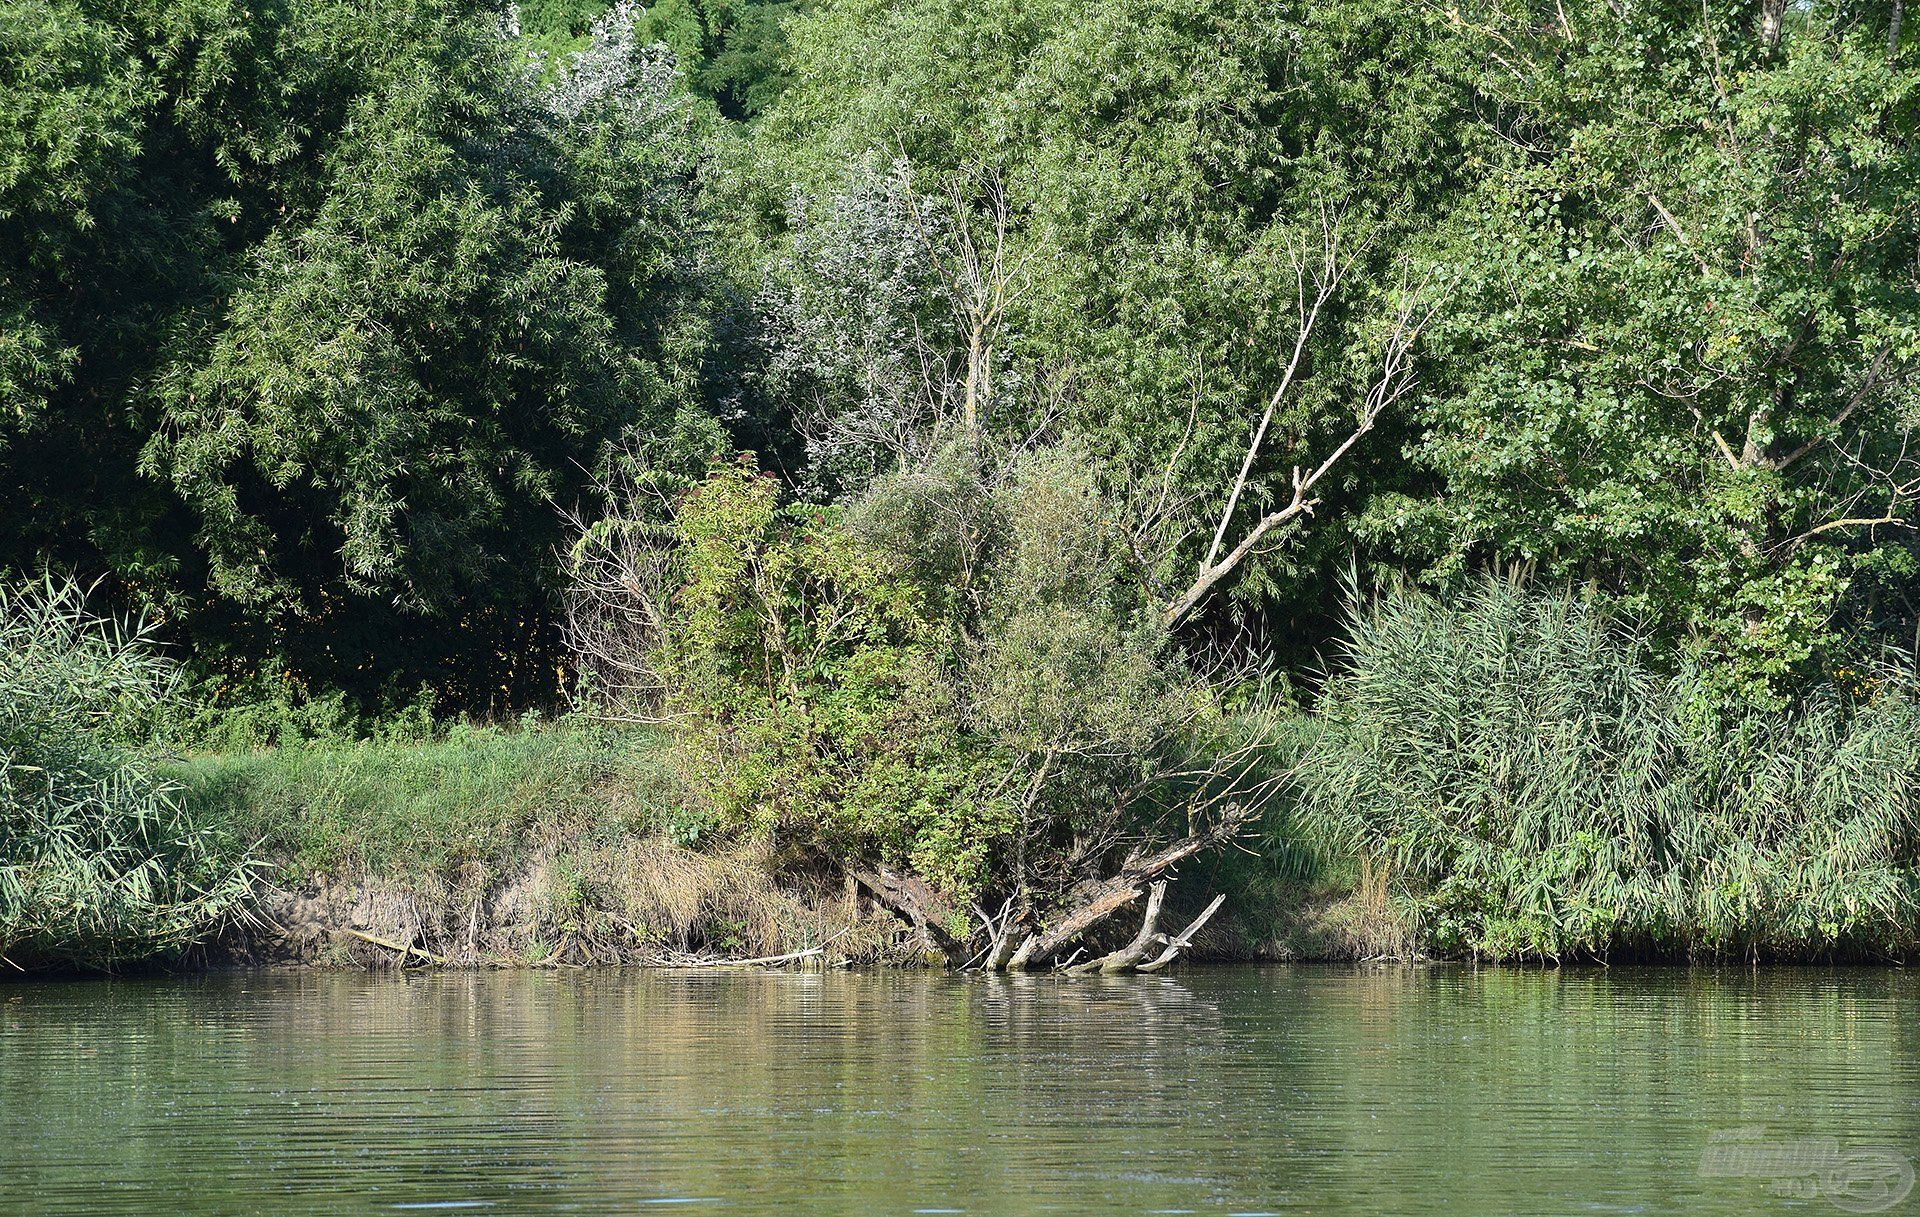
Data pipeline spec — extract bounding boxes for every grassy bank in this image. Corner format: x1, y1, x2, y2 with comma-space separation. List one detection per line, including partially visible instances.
173, 721, 660, 885
15, 572, 1920, 973
168, 722, 898, 968
91, 687, 1920, 971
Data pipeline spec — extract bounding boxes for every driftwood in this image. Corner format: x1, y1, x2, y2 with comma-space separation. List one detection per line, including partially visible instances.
1138, 893, 1226, 972
854, 812, 1241, 974
665, 923, 854, 968
329, 926, 446, 967
1062, 885, 1227, 975
854, 867, 968, 963
1067, 881, 1169, 974
1000, 817, 1240, 971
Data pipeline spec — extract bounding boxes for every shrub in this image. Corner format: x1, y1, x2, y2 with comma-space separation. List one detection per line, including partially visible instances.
600, 456, 1010, 901
0, 577, 253, 968
566, 444, 1275, 942
1299, 579, 1920, 959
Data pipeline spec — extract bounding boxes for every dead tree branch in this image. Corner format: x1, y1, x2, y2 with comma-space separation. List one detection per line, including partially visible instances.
1165, 257, 1439, 628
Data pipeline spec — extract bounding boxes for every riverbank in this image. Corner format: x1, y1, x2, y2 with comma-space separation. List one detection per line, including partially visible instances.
134, 709, 1920, 972
20, 704, 1912, 974
171, 722, 895, 968
208, 859, 1388, 971
165, 721, 1391, 970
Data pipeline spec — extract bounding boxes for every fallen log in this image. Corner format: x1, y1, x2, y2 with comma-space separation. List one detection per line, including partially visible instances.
1008, 881, 1143, 970
1059, 886, 1226, 975
854, 809, 1248, 973
329, 926, 446, 967
673, 945, 826, 968
1137, 892, 1226, 973
1066, 881, 1169, 975
1004, 816, 1243, 970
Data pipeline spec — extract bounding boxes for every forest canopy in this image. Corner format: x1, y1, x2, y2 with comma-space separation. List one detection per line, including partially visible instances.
3, 0, 1917, 711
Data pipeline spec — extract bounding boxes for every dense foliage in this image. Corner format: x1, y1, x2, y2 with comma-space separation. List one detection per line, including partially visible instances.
1392, 0, 1920, 702
8, 0, 1920, 960
8, 0, 1918, 705
1, 0, 717, 708
765, 0, 1920, 694
568, 447, 1271, 949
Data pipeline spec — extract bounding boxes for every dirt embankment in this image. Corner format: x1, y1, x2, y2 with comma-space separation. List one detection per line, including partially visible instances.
218, 838, 908, 968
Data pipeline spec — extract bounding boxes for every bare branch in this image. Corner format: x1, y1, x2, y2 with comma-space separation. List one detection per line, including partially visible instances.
1784, 514, 1911, 550
1165, 258, 1441, 628
1202, 213, 1343, 572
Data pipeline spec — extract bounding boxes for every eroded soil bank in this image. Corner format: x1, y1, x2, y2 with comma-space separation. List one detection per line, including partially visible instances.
213, 840, 1391, 970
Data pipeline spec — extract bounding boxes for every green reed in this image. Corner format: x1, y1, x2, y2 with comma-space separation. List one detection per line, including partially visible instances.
0, 576, 253, 968
1297, 579, 1920, 959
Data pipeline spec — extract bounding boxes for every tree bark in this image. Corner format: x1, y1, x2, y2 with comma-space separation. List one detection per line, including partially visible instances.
1137, 893, 1227, 973
1758, 0, 1786, 50
853, 868, 967, 963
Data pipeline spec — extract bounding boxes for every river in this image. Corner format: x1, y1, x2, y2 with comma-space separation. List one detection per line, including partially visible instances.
2, 966, 1915, 1214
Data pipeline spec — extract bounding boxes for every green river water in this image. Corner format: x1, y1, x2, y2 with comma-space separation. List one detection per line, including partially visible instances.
1, 966, 1916, 1215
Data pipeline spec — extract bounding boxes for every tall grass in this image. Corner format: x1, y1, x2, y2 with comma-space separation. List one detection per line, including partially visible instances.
0, 577, 253, 968
1298, 579, 1920, 960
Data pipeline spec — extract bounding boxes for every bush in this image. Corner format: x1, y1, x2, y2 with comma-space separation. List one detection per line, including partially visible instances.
566, 444, 1275, 936
164, 670, 444, 753
595, 455, 1010, 900
1298, 579, 1920, 960
0, 577, 253, 968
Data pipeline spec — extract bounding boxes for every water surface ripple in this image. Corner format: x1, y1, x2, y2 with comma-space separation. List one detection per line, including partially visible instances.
2, 967, 1914, 1214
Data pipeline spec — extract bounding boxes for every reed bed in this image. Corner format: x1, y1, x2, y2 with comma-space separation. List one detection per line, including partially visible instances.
1297, 580, 1920, 960
0, 577, 252, 968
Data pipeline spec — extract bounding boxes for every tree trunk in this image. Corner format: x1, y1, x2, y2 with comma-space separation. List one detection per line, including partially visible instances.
853, 868, 967, 964
1758, 0, 1786, 50
1067, 881, 1168, 974
963, 330, 983, 443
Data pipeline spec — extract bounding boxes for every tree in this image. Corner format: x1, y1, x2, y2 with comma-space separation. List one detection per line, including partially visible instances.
1382, 0, 1920, 697
517, 0, 809, 119
753, 153, 945, 493
0, 0, 721, 708
752, 0, 1477, 650
0, 0, 143, 437
1158, 210, 1444, 627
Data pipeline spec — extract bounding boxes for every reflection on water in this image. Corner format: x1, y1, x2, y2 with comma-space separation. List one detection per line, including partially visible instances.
1, 966, 1916, 1214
